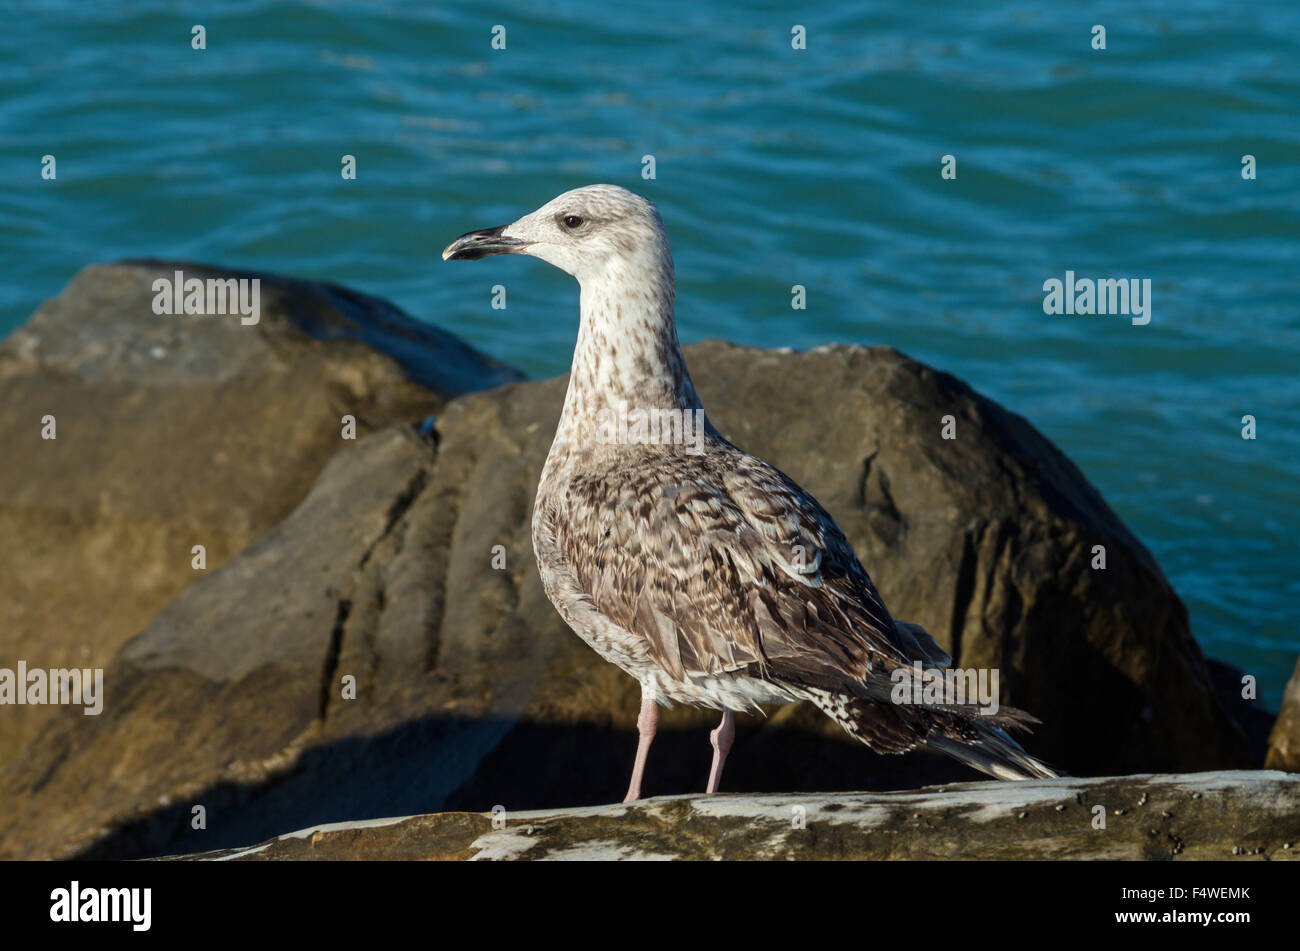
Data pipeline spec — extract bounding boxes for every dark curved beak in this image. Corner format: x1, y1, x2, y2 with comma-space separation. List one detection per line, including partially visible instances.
441, 226, 530, 261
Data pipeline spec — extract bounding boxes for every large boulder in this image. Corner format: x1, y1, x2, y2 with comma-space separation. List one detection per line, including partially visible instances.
0, 339, 1257, 859
0, 260, 521, 763
1266, 657, 1300, 771
171, 771, 1300, 862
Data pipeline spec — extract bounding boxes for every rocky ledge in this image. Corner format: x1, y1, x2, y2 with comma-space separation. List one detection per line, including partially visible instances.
169, 771, 1300, 861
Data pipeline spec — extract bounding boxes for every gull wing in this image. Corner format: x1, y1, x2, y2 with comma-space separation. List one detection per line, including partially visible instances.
544, 443, 944, 698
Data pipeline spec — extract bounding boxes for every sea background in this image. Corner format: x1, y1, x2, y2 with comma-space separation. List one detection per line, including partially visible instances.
2, 1, 1296, 705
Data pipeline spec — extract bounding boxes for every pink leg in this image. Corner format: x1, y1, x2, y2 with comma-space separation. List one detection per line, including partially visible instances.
623, 690, 659, 803
706, 709, 735, 794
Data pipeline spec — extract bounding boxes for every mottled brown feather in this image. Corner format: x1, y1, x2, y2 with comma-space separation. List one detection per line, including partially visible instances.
540, 433, 928, 700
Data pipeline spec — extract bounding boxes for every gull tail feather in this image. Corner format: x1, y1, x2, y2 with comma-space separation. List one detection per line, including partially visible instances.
807, 689, 1062, 781
924, 725, 1061, 781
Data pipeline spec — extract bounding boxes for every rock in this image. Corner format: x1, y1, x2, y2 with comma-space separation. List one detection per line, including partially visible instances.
0, 260, 521, 763
0, 338, 1259, 860
168, 771, 1300, 861
1206, 657, 1278, 766
1266, 657, 1300, 771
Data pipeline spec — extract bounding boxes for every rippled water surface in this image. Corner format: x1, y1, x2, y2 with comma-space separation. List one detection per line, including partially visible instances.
3, 2, 1297, 703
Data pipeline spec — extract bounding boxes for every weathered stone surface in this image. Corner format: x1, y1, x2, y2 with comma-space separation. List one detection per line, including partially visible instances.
168, 772, 1300, 861
0, 339, 1259, 860
0, 260, 521, 763
1266, 657, 1300, 771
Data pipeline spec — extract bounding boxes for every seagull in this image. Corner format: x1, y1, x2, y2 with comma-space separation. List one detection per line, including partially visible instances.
444, 184, 1057, 801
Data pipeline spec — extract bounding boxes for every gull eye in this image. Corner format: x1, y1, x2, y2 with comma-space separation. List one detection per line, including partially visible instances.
562, 214, 584, 230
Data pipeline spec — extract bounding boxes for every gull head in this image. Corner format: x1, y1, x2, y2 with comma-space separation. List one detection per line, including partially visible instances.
442, 184, 671, 285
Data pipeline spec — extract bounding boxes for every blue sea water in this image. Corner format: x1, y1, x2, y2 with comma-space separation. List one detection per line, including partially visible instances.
2, 2, 1297, 705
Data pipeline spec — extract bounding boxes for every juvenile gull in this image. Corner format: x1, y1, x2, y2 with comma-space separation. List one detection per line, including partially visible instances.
443, 185, 1057, 800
